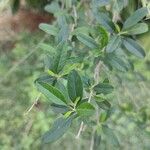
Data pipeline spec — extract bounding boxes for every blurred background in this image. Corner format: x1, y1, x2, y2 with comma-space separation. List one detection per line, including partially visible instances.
0, 0, 150, 150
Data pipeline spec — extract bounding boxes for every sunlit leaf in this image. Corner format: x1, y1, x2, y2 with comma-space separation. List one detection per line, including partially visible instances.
98, 26, 109, 48
99, 111, 108, 122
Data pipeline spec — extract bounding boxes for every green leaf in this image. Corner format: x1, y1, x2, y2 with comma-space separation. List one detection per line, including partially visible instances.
64, 110, 74, 118
94, 83, 114, 95
51, 104, 70, 114
123, 7, 148, 29
76, 98, 88, 107
57, 24, 69, 42
39, 23, 58, 36
65, 0, 72, 9
102, 125, 120, 147
39, 43, 55, 53
94, 95, 107, 103
121, 0, 137, 21
44, 2, 60, 14
55, 80, 70, 103
55, 10, 68, 17
103, 78, 109, 83
77, 102, 95, 117
99, 111, 108, 122
72, 26, 91, 36
98, 26, 109, 48
60, 63, 79, 76
67, 70, 83, 102
106, 53, 129, 72
44, 55, 53, 70
93, 11, 115, 33
52, 42, 70, 73
106, 35, 121, 53
35, 81, 67, 106
35, 75, 55, 85
96, 100, 111, 110
93, 0, 110, 7
123, 37, 146, 58
47, 70, 59, 78
112, 0, 126, 12
77, 33, 99, 49
122, 23, 148, 35
42, 116, 73, 143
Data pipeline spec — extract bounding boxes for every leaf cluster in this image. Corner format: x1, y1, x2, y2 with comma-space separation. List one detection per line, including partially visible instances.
35, 0, 149, 145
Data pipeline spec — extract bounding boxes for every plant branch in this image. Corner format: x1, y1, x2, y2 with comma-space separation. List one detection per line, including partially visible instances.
76, 61, 101, 139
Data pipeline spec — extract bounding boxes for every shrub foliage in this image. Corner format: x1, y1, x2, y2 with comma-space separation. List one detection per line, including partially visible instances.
36, 0, 149, 148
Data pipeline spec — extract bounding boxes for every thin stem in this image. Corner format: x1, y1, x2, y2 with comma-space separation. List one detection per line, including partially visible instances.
24, 93, 41, 115
69, 5, 77, 41
94, 61, 102, 85
88, 90, 93, 103
118, 31, 128, 35
76, 90, 93, 139
73, 5, 78, 26
90, 128, 96, 150
76, 121, 84, 139
61, 0, 65, 9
